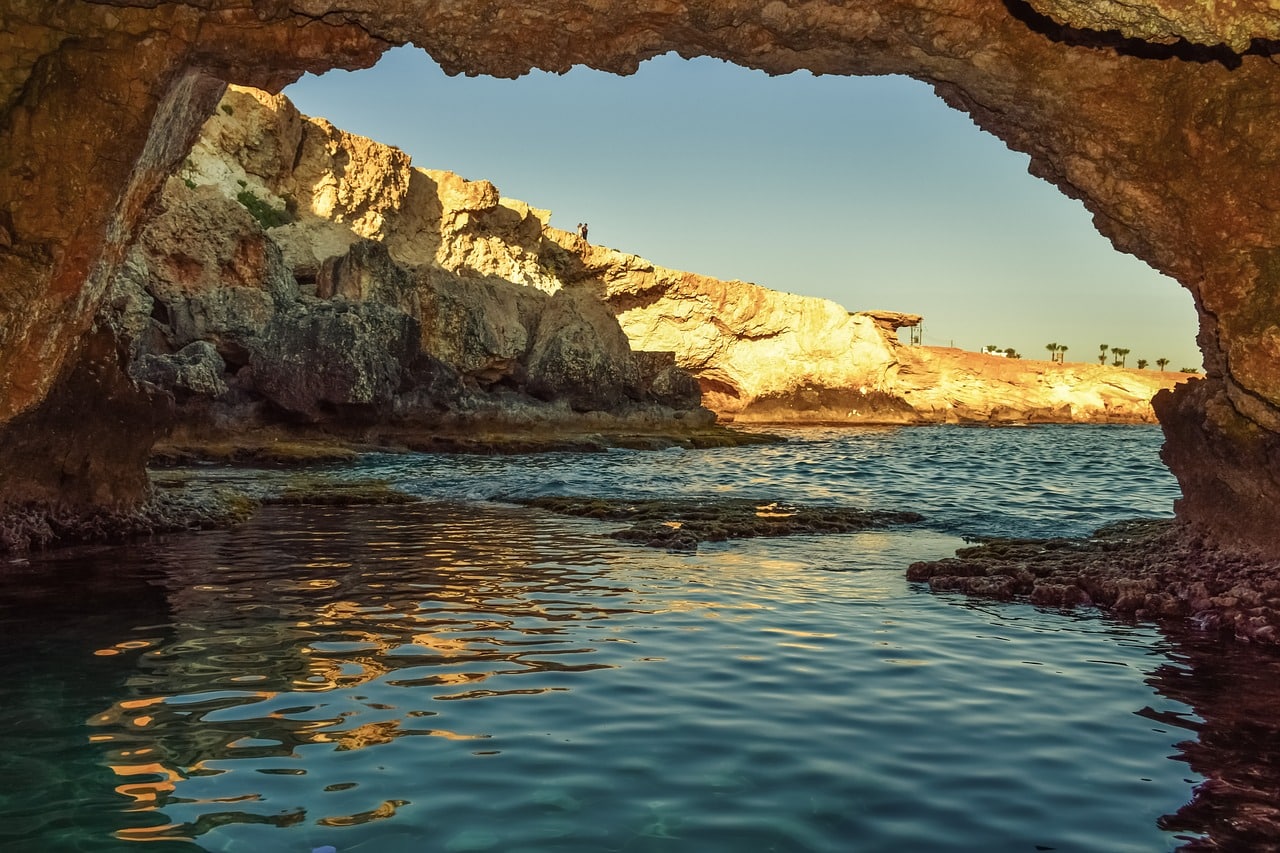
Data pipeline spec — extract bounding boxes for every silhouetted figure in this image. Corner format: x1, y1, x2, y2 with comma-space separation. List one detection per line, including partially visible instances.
578, 222, 589, 242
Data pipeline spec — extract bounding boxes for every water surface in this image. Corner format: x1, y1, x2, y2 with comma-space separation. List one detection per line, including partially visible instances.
0, 425, 1231, 851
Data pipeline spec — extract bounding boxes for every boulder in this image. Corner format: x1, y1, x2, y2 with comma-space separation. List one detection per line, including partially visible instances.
134, 341, 229, 400
249, 300, 419, 422
526, 288, 642, 411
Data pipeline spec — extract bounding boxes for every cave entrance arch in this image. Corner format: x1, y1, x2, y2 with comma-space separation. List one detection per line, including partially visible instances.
4, 1, 1280, 554
282, 48, 1200, 373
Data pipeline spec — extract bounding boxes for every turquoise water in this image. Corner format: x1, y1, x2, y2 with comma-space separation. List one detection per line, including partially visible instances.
0, 425, 1234, 851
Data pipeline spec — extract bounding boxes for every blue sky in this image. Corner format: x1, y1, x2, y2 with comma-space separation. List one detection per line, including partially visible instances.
286, 48, 1201, 370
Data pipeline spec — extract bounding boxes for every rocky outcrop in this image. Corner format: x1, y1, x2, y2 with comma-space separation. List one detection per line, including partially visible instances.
885, 347, 1185, 425
537, 233, 1186, 424
6, 1, 1280, 552
104, 87, 707, 441
113, 85, 1175, 441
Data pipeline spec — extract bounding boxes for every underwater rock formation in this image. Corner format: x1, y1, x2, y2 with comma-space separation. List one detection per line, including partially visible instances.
5, 1, 1280, 552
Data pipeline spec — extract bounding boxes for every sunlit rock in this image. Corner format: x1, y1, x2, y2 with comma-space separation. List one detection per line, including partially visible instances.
104, 89, 705, 436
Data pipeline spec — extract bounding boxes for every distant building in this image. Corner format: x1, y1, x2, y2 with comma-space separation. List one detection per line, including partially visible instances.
980, 346, 1009, 357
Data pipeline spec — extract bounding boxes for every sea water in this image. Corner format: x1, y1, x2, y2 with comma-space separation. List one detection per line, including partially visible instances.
0, 425, 1228, 851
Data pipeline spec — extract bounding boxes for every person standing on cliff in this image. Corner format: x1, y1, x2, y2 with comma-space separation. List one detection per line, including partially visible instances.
578, 222, 589, 242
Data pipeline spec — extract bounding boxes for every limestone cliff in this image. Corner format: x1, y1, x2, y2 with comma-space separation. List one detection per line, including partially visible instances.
6, 1, 1280, 552
106, 87, 706, 440
125, 86, 1179, 436
537, 234, 1186, 424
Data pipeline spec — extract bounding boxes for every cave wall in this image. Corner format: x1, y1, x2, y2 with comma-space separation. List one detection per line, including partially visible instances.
3, 1, 1280, 550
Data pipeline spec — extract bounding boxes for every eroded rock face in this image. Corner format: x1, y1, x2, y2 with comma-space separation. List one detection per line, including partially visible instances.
104, 88, 704, 436
542, 232, 1186, 424
4, 1, 1280, 551
126, 86, 1176, 435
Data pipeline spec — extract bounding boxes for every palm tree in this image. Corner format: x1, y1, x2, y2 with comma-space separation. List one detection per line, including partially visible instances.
1137, 358, 1148, 370
1098, 343, 1109, 365
1045, 342, 1058, 361
1156, 357, 1170, 372
1112, 347, 1130, 368
1060, 345, 1069, 363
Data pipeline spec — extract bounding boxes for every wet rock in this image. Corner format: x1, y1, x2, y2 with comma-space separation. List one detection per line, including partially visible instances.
510, 496, 923, 550
265, 475, 418, 506
908, 519, 1280, 644
1028, 583, 1092, 608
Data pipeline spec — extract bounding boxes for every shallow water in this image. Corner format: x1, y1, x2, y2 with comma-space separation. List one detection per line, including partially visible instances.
0, 425, 1244, 851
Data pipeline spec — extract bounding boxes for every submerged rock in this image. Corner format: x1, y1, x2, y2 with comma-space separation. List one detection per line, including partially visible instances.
511, 496, 923, 550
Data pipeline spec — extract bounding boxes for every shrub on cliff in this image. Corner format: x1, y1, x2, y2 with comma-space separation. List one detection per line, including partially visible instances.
236, 189, 291, 230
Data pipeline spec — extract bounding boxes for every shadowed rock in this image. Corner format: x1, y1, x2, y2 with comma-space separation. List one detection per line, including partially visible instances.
98, 90, 711, 448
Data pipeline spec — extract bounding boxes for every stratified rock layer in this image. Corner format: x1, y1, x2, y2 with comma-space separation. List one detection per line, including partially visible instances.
562, 242, 1188, 424
4, 1, 1280, 553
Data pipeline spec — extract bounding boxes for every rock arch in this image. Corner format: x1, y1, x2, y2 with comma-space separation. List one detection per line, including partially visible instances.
3, 1, 1279, 551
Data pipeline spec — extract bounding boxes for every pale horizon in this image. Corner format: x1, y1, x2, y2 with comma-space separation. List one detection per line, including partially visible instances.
285, 48, 1203, 372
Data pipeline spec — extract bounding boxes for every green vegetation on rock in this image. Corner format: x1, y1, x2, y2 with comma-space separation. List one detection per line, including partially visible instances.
267, 476, 418, 506
236, 189, 291, 229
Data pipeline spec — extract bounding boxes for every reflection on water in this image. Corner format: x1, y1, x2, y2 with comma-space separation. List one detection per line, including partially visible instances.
1147, 627, 1280, 850
0, 500, 1217, 852
88, 504, 649, 844
2, 426, 1278, 850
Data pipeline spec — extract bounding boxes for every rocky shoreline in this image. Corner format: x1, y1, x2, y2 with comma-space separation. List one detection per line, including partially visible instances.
907, 519, 1280, 645
0, 422, 779, 553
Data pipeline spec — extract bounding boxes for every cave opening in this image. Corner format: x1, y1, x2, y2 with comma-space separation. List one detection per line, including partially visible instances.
283, 47, 1201, 372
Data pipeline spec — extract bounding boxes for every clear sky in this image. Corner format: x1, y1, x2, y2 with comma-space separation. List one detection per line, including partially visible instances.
285, 47, 1202, 371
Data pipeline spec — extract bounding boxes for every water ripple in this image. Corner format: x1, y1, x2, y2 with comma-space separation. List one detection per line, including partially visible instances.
0, 426, 1206, 851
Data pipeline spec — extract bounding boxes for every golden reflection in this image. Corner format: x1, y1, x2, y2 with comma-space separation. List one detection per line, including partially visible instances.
273, 577, 342, 590
82, 503, 653, 841
94, 639, 160, 657
109, 761, 183, 810
409, 633, 474, 656
114, 823, 192, 843
313, 720, 402, 751
317, 798, 409, 827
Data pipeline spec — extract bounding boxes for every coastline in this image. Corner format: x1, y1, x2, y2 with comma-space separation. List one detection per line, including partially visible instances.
0, 420, 779, 553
